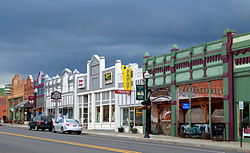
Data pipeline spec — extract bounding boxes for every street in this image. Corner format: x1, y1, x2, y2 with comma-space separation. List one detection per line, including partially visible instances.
0, 126, 242, 153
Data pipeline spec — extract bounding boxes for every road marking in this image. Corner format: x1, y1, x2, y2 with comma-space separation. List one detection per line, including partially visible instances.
77, 135, 225, 153
0, 132, 141, 153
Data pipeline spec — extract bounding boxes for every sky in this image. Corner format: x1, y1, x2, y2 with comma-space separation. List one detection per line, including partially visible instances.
1, 0, 250, 85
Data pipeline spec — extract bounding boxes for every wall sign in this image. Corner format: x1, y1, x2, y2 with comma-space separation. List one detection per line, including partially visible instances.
104, 72, 112, 84
122, 65, 132, 90
182, 103, 190, 109
78, 77, 85, 89
114, 90, 131, 94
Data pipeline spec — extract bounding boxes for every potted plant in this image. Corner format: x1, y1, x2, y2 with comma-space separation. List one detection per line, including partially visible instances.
118, 127, 124, 132
131, 128, 138, 134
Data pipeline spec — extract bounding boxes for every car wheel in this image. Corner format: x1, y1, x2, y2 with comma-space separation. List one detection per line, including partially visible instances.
77, 131, 81, 135
28, 125, 32, 130
61, 127, 65, 134
52, 126, 56, 133
35, 125, 38, 131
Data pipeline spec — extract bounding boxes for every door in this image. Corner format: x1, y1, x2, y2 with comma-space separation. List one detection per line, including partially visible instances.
242, 102, 250, 138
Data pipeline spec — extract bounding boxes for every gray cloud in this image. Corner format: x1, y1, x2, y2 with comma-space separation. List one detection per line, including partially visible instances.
1, 0, 250, 84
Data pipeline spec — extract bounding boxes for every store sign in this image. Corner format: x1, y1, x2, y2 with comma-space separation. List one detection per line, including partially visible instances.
121, 65, 132, 90
136, 85, 145, 100
243, 128, 250, 137
104, 72, 112, 84
51, 91, 61, 100
78, 77, 85, 89
114, 90, 131, 94
182, 103, 190, 109
28, 96, 34, 106
239, 101, 244, 110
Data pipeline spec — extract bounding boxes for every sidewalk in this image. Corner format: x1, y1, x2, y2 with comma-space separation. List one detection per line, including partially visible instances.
2, 123, 250, 152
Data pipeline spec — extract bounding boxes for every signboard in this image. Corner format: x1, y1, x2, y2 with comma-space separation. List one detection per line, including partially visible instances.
114, 90, 131, 94
136, 85, 145, 100
121, 65, 132, 90
28, 96, 35, 106
104, 72, 112, 84
51, 91, 62, 100
182, 103, 190, 109
78, 77, 85, 89
239, 101, 244, 110
243, 128, 250, 138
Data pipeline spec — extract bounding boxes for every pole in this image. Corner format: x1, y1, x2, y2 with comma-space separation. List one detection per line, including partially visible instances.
55, 100, 58, 122
34, 93, 37, 117
208, 81, 212, 137
240, 109, 243, 147
189, 84, 192, 129
144, 78, 150, 138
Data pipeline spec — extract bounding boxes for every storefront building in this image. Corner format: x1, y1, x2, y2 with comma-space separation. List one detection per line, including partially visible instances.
45, 69, 82, 119
34, 71, 46, 116
143, 29, 250, 141
76, 55, 143, 132
0, 88, 7, 122
7, 74, 33, 123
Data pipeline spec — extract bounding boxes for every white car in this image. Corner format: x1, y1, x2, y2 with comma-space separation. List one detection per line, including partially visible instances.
52, 118, 82, 135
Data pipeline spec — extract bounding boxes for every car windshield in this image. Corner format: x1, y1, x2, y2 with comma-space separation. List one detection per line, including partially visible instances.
66, 119, 79, 124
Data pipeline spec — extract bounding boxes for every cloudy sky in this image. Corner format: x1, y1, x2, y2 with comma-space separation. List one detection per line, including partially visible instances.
1, 0, 250, 85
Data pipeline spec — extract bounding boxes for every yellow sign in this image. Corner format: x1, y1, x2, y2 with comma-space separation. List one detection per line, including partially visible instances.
121, 65, 132, 90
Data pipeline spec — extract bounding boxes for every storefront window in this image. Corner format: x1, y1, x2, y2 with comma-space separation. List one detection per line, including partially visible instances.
130, 107, 135, 125
103, 105, 109, 122
111, 105, 115, 122
89, 107, 92, 123
135, 107, 143, 126
96, 106, 100, 123
122, 108, 129, 126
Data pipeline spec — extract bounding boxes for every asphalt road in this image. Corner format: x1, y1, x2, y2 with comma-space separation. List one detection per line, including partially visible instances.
0, 126, 241, 153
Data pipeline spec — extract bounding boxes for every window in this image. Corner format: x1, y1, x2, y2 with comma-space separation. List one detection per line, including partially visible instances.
103, 105, 109, 122
122, 107, 142, 126
102, 91, 109, 100
111, 105, 115, 122
95, 93, 100, 101
96, 106, 100, 123
135, 107, 143, 126
122, 108, 129, 126
89, 107, 92, 123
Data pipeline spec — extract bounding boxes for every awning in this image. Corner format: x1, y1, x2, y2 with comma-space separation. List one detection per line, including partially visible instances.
14, 100, 32, 108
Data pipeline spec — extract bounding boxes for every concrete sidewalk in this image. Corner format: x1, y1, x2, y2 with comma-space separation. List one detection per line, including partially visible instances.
2, 123, 250, 152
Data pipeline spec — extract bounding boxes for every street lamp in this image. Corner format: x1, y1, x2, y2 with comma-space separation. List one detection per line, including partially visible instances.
144, 71, 150, 138
34, 87, 38, 117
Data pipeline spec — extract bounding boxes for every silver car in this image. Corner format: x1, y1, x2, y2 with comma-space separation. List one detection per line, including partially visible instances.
52, 118, 82, 135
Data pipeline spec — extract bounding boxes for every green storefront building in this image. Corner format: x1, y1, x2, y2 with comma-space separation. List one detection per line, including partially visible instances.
143, 29, 250, 142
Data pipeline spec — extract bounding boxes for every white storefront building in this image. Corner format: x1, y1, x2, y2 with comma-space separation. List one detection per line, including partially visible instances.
44, 68, 82, 119
76, 55, 143, 133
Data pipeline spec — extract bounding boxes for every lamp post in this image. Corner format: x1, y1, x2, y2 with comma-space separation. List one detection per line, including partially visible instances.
144, 71, 150, 138
34, 87, 38, 117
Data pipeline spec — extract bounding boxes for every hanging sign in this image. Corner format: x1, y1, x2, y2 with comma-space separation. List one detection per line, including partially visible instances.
121, 65, 132, 90
136, 85, 145, 100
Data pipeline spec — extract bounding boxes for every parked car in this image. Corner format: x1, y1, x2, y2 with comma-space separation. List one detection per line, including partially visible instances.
28, 116, 53, 131
52, 118, 82, 135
